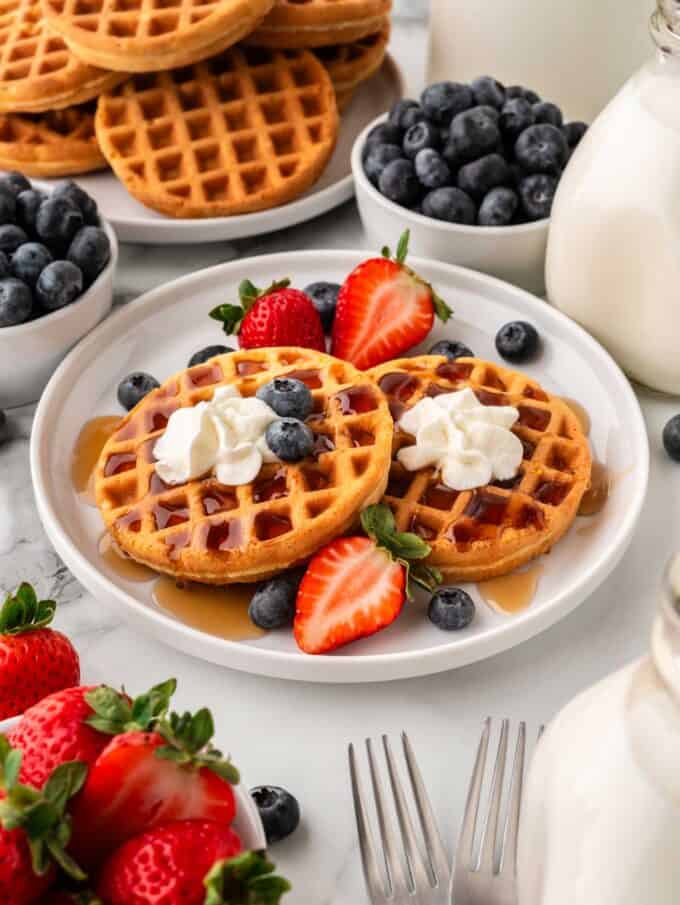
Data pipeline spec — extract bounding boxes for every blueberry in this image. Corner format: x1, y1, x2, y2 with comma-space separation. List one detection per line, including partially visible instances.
67, 226, 111, 285
388, 98, 421, 130
563, 121, 588, 148
499, 98, 535, 139
414, 148, 452, 190
251, 786, 300, 845
0, 223, 26, 254
471, 75, 506, 109
0, 277, 31, 326
378, 159, 421, 207
249, 569, 304, 630
422, 187, 476, 224
0, 410, 8, 445
444, 107, 500, 167
35, 260, 82, 311
364, 122, 403, 155
303, 281, 340, 332
457, 153, 509, 201
16, 189, 46, 234
403, 120, 440, 159
475, 104, 501, 122
532, 101, 563, 127
429, 339, 473, 359
0, 188, 16, 225
515, 124, 568, 175
0, 250, 9, 279
11, 242, 52, 287
0, 172, 31, 197
265, 418, 314, 462
478, 187, 519, 226
35, 198, 83, 252
363, 143, 403, 187
518, 173, 558, 220
495, 321, 540, 362
663, 415, 680, 462
257, 378, 313, 420
117, 371, 160, 410
187, 344, 233, 367
506, 85, 540, 104
51, 179, 98, 225
401, 105, 427, 130
421, 81, 473, 125
428, 587, 475, 630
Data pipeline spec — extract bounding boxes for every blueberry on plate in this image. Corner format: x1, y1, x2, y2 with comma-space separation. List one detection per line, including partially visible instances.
444, 106, 500, 167
11, 242, 52, 287
518, 173, 559, 221
378, 158, 421, 207
51, 179, 98, 225
0, 410, 8, 445
35, 260, 82, 311
257, 377, 313, 420
428, 587, 475, 630
421, 81, 473, 125
187, 344, 233, 367
303, 281, 340, 332
0, 250, 9, 279
16, 189, 46, 234
457, 153, 509, 201
35, 198, 83, 252
429, 339, 473, 359
499, 97, 535, 139
0, 277, 32, 327
478, 187, 519, 226
0, 223, 26, 254
563, 121, 588, 148
402, 120, 440, 159
422, 186, 476, 225
117, 371, 160, 410
0, 171, 31, 198
515, 124, 568, 175
663, 415, 680, 462
414, 148, 452, 190
471, 75, 506, 109
506, 85, 541, 104
364, 121, 403, 155
363, 143, 403, 187
67, 226, 111, 285
251, 785, 300, 845
495, 320, 540, 362
249, 569, 304, 630
532, 101, 563, 127
0, 188, 16, 226
388, 98, 420, 129
266, 418, 314, 462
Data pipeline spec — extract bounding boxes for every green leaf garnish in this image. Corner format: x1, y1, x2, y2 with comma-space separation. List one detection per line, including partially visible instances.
155, 707, 240, 785
85, 678, 177, 736
0, 583, 56, 635
209, 279, 291, 338
204, 851, 291, 905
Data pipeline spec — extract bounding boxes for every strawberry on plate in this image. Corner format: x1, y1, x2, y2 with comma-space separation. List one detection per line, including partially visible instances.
331, 231, 452, 369
210, 279, 325, 352
0, 583, 79, 721
294, 504, 441, 654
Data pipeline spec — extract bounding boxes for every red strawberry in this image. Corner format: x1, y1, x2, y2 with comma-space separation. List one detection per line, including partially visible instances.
0, 583, 80, 720
210, 279, 325, 351
294, 504, 441, 654
39, 890, 100, 905
331, 231, 452, 369
69, 708, 239, 870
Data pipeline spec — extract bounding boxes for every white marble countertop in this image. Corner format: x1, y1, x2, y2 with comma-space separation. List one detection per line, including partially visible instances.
1, 19, 679, 905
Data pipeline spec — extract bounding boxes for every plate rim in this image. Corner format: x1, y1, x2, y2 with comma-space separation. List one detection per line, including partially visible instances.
30, 251, 650, 683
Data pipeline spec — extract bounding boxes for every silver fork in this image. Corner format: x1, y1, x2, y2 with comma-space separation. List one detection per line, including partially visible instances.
349, 733, 451, 905
451, 718, 527, 905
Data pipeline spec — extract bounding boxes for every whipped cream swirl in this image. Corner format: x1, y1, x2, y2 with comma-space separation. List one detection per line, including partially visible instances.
153, 385, 279, 487
397, 387, 523, 491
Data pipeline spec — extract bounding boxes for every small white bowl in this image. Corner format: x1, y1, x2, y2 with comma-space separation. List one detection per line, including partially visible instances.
352, 113, 549, 295
0, 218, 118, 410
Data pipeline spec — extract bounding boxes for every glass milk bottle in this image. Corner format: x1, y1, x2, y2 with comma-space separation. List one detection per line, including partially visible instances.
518, 556, 680, 904
547, 1, 680, 393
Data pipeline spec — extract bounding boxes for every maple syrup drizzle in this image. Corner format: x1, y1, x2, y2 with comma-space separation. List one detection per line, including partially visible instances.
578, 460, 610, 516
477, 564, 544, 615
152, 577, 266, 641
71, 415, 121, 505
98, 532, 155, 582
559, 396, 591, 436
334, 385, 377, 415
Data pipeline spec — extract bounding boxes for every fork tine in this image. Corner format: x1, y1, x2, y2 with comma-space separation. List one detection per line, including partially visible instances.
478, 718, 509, 874
366, 737, 411, 896
455, 717, 491, 872
401, 732, 449, 888
500, 723, 526, 875
349, 743, 388, 902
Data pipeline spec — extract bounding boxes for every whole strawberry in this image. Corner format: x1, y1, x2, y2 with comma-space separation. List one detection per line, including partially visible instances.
0, 583, 79, 721
210, 279, 326, 351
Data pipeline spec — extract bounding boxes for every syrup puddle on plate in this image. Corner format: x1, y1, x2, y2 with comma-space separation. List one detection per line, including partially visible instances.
152, 577, 266, 641
477, 564, 543, 615
98, 532, 156, 583
71, 415, 120, 505
559, 396, 591, 436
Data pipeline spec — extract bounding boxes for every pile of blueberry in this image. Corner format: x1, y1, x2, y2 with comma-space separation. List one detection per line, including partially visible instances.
0, 171, 111, 328
363, 77, 588, 226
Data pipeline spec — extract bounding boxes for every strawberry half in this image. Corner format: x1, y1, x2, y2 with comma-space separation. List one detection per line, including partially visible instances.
210, 279, 325, 351
294, 504, 441, 654
331, 231, 452, 369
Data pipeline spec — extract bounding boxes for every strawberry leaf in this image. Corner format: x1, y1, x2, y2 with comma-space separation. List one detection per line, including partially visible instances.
432, 290, 452, 323
210, 303, 246, 337
395, 230, 410, 265
0, 583, 56, 635
85, 678, 176, 736
155, 708, 240, 785
203, 851, 291, 905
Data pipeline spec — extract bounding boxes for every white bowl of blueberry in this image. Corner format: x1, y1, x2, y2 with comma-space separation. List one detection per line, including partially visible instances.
352, 77, 587, 296
0, 172, 117, 409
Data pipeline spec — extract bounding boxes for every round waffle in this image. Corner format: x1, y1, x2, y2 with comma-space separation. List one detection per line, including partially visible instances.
368, 356, 592, 582
41, 0, 274, 72
247, 0, 391, 48
316, 24, 388, 111
95, 47, 339, 219
95, 347, 394, 585
0, 0, 123, 112
0, 104, 105, 175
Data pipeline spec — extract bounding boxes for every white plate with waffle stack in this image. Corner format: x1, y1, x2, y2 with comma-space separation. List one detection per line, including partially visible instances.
30, 251, 649, 683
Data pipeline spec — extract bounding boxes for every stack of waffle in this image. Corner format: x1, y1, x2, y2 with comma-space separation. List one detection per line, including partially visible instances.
0, 0, 392, 216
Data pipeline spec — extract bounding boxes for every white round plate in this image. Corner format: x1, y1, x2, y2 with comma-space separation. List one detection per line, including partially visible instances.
28, 59, 402, 245
31, 252, 649, 683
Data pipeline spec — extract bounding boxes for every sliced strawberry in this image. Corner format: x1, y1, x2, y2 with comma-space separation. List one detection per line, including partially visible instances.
331, 231, 452, 369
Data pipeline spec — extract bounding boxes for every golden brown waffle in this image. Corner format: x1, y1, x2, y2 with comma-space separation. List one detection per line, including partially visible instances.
41, 0, 274, 72
95, 47, 339, 219
0, 104, 106, 174
247, 0, 391, 48
316, 24, 388, 110
95, 347, 394, 585
368, 356, 592, 582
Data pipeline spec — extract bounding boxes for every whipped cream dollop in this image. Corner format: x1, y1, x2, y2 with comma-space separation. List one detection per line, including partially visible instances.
153, 385, 279, 487
397, 387, 523, 491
